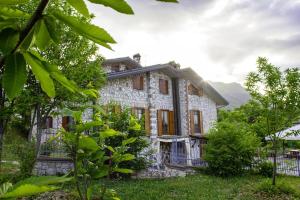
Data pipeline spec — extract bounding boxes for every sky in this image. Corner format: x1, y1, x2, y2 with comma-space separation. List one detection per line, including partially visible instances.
87, 0, 300, 84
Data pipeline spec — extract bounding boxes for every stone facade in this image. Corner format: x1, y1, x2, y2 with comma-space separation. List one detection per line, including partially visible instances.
33, 57, 226, 177
33, 159, 73, 176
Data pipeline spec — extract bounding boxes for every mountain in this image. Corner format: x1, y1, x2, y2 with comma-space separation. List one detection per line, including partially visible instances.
209, 81, 251, 109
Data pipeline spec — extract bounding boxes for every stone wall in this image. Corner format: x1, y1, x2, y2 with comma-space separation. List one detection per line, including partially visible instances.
187, 82, 217, 133
134, 165, 195, 179
99, 75, 149, 108
33, 159, 73, 176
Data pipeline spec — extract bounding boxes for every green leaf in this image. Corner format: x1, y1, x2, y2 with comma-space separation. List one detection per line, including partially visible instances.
107, 146, 115, 153
3, 53, 27, 100
76, 121, 103, 132
34, 19, 52, 50
43, 62, 78, 93
52, 11, 116, 45
100, 129, 119, 138
0, 7, 30, 19
0, 0, 28, 5
23, 52, 55, 97
122, 137, 136, 146
0, 28, 19, 55
13, 176, 73, 188
88, 0, 134, 15
44, 15, 59, 43
113, 168, 133, 174
0, 182, 12, 196
0, 184, 58, 198
0, 19, 18, 30
67, 0, 89, 17
91, 166, 109, 179
79, 136, 99, 151
156, 0, 178, 2
117, 153, 135, 162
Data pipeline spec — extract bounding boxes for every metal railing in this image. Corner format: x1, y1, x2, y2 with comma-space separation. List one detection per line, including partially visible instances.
38, 129, 70, 159
257, 156, 300, 177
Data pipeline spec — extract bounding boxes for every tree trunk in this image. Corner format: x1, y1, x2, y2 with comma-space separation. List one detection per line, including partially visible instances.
0, 84, 5, 169
272, 140, 277, 185
35, 104, 42, 158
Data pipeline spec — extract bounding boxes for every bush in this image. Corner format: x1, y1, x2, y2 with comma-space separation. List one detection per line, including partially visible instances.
15, 140, 36, 178
104, 105, 150, 175
257, 161, 273, 177
204, 121, 260, 177
256, 180, 299, 197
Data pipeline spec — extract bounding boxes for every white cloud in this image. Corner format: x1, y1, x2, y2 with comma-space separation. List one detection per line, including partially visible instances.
87, 0, 300, 84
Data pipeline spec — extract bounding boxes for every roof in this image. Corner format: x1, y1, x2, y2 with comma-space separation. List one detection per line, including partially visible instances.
102, 57, 142, 69
107, 63, 229, 106
266, 124, 300, 141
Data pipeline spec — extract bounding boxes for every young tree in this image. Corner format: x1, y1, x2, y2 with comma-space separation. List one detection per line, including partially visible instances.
245, 57, 300, 185
0, 0, 177, 164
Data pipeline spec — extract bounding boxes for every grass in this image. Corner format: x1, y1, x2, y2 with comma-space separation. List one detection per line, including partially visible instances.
104, 174, 300, 200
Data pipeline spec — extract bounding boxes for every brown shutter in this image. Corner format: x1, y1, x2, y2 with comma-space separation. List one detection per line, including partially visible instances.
47, 117, 53, 128
159, 79, 163, 93
164, 80, 168, 94
169, 111, 175, 135
190, 111, 194, 135
114, 105, 121, 113
145, 108, 150, 136
199, 111, 204, 134
131, 107, 136, 115
133, 76, 138, 89
188, 84, 192, 95
62, 116, 68, 130
157, 110, 163, 136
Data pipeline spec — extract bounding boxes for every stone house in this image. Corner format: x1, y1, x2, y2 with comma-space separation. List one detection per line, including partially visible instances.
34, 54, 228, 175
100, 54, 228, 166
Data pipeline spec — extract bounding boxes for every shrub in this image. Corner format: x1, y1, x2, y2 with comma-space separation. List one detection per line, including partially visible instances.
257, 161, 273, 177
256, 180, 298, 197
204, 121, 260, 177
15, 140, 36, 178
104, 106, 150, 174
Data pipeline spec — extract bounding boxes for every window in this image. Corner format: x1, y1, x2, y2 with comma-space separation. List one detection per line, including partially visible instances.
42, 116, 53, 129
62, 116, 74, 131
157, 110, 175, 136
162, 110, 169, 134
159, 79, 169, 94
133, 75, 144, 90
188, 84, 203, 96
193, 111, 201, 133
133, 108, 145, 120
190, 110, 203, 135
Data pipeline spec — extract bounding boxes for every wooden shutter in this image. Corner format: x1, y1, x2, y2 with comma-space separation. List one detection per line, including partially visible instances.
62, 116, 68, 130
157, 110, 163, 136
139, 76, 144, 90
145, 108, 150, 136
47, 117, 53, 128
199, 111, 204, 134
190, 111, 194, 135
114, 105, 121, 113
168, 111, 175, 135
133, 76, 144, 90
133, 76, 138, 89
131, 107, 136, 115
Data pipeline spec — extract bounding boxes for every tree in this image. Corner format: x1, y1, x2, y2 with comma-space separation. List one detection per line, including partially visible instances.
204, 120, 260, 177
59, 107, 138, 200
0, 0, 178, 165
245, 57, 300, 185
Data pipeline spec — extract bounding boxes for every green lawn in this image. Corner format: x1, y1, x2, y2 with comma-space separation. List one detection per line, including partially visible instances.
105, 174, 300, 200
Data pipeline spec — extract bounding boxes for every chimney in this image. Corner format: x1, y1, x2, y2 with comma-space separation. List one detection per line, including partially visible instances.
133, 53, 141, 64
